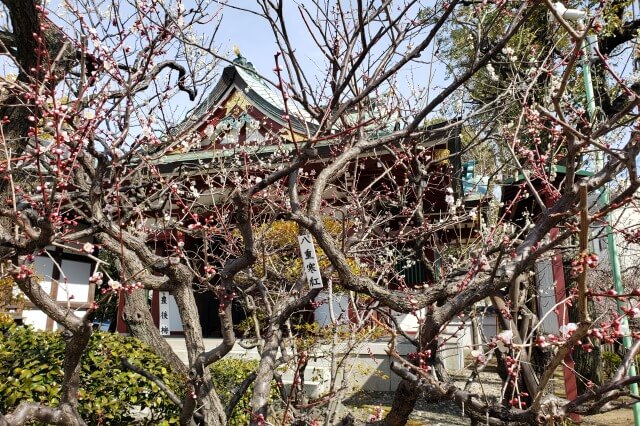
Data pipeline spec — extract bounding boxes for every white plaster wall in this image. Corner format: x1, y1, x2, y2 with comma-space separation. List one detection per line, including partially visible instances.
33, 256, 53, 294
21, 309, 49, 330
168, 295, 184, 332
611, 206, 640, 272
536, 259, 560, 335
393, 309, 427, 334
314, 291, 350, 326
56, 259, 92, 303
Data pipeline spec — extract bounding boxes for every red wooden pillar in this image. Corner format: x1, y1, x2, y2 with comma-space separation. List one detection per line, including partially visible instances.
151, 290, 160, 327
116, 291, 160, 333
550, 228, 579, 418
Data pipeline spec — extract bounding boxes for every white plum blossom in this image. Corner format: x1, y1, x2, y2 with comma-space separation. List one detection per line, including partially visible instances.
559, 322, 578, 338
497, 329, 513, 344
486, 63, 499, 81
89, 272, 103, 286
471, 350, 487, 365
495, 330, 514, 352
445, 187, 455, 213
503, 46, 517, 62
628, 307, 640, 319
536, 335, 548, 348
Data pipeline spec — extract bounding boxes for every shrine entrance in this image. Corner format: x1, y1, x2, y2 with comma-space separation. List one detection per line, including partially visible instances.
195, 291, 247, 338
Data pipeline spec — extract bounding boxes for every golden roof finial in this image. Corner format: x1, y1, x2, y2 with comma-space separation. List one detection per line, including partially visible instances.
232, 45, 241, 57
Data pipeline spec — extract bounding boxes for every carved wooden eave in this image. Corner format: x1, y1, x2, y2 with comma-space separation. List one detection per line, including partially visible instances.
170, 55, 315, 147
157, 55, 463, 203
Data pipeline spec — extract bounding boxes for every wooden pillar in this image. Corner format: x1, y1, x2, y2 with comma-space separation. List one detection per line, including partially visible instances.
117, 291, 160, 333
550, 228, 579, 418
151, 290, 159, 327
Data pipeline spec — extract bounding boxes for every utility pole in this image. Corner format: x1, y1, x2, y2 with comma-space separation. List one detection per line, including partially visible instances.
576, 7, 640, 426
552, 3, 640, 424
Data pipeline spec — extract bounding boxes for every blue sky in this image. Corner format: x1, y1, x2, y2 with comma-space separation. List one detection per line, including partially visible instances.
212, 1, 451, 120
216, 2, 283, 70
215, 1, 326, 83
1, 1, 451, 133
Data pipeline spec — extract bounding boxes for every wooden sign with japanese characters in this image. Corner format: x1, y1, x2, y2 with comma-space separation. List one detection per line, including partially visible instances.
298, 234, 323, 289
159, 291, 171, 336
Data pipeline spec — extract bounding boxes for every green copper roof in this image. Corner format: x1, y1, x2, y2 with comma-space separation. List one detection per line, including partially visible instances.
172, 55, 317, 138
502, 165, 593, 184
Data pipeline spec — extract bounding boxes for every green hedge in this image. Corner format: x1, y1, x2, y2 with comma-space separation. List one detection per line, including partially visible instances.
0, 317, 182, 425
211, 358, 258, 425
0, 315, 280, 425
210, 357, 283, 426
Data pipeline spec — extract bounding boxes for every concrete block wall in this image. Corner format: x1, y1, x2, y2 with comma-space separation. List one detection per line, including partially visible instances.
164, 311, 502, 394
166, 337, 424, 394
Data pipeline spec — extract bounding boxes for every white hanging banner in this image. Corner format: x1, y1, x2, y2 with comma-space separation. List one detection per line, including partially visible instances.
298, 234, 324, 289
159, 291, 171, 336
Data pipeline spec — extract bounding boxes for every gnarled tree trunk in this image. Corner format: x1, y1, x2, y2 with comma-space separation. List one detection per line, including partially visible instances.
250, 325, 283, 426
